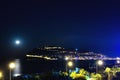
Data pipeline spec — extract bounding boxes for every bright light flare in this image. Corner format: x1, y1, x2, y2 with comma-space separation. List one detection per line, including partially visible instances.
14, 74, 21, 77
9, 62, 15, 69
15, 40, 20, 45
65, 56, 69, 60
117, 60, 120, 64
67, 61, 73, 67
97, 60, 103, 66
0, 71, 2, 78
117, 57, 120, 60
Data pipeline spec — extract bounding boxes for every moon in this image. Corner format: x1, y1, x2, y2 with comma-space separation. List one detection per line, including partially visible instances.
15, 40, 20, 45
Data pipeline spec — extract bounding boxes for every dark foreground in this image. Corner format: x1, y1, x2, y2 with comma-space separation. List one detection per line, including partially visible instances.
12, 71, 120, 80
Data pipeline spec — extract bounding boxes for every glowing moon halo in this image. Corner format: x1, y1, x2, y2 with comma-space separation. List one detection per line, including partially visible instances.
15, 40, 20, 45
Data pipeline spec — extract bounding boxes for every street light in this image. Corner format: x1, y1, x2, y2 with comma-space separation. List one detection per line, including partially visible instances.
96, 60, 103, 73
9, 62, 15, 80
0, 71, 3, 79
97, 60, 103, 66
66, 61, 73, 72
68, 61, 73, 67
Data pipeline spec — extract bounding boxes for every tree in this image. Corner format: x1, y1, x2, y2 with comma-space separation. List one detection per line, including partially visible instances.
90, 73, 102, 80
70, 68, 89, 80
105, 67, 112, 80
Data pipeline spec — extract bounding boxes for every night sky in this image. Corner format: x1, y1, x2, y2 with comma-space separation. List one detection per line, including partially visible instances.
0, 0, 120, 61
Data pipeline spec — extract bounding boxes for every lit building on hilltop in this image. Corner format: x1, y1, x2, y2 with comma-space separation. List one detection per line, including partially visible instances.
26, 46, 115, 60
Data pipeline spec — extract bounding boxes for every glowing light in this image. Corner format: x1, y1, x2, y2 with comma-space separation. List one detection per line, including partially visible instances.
15, 40, 20, 45
97, 60, 103, 66
13, 59, 21, 77
65, 56, 69, 60
75, 48, 78, 51
26, 55, 57, 60
68, 61, 73, 67
9, 62, 15, 69
0, 71, 3, 78
14, 74, 21, 77
117, 57, 120, 60
117, 60, 120, 64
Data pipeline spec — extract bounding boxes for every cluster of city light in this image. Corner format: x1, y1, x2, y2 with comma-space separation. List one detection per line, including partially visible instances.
44, 46, 63, 50
26, 46, 120, 61
26, 55, 57, 60
26, 54, 43, 58
116, 57, 120, 64
26, 54, 120, 61
65, 56, 119, 60
44, 56, 57, 60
